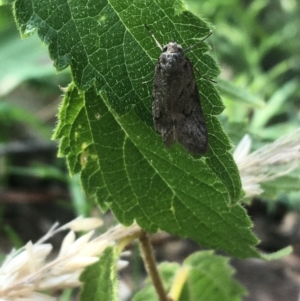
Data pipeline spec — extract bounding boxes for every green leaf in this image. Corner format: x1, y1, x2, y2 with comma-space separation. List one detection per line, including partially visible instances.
251, 122, 299, 140
80, 246, 118, 301
261, 170, 300, 199
14, 0, 260, 258
0, 102, 52, 138
0, 31, 61, 96
250, 79, 299, 130
133, 251, 247, 301
180, 251, 247, 301
217, 78, 266, 108
261, 246, 293, 261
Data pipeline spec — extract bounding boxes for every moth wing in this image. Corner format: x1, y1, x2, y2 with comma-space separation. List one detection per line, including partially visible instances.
175, 85, 208, 155
152, 64, 175, 147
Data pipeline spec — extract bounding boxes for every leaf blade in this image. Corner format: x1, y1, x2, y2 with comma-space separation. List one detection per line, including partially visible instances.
16, 0, 259, 257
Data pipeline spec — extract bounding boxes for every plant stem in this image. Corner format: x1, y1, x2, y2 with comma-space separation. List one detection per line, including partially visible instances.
139, 231, 172, 301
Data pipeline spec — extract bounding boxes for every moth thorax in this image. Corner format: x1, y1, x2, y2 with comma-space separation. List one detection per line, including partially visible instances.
163, 42, 182, 53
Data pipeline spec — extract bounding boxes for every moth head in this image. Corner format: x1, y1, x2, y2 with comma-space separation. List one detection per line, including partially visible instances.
163, 42, 183, 53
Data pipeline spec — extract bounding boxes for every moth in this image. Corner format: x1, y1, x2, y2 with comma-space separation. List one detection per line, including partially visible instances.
147, 26, 212, 155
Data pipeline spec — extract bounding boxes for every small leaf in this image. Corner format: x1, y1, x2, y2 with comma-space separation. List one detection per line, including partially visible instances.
217, 78, 266, 108
132, 251, 247, 301
261, 171, 300, 199
180, 251, 247, 301
250, 79, 298, 130
80, 246, 118, 301
0, 33, 60, 96
261, 246, 293, 261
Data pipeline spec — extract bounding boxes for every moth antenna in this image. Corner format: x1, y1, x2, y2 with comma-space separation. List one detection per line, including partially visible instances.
144, 24, 163, 51
183, 30, 213, 52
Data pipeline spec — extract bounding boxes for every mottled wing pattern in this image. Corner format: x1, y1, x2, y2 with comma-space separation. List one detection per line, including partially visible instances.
152, 55, 208, 155
176, 84, 208, 155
